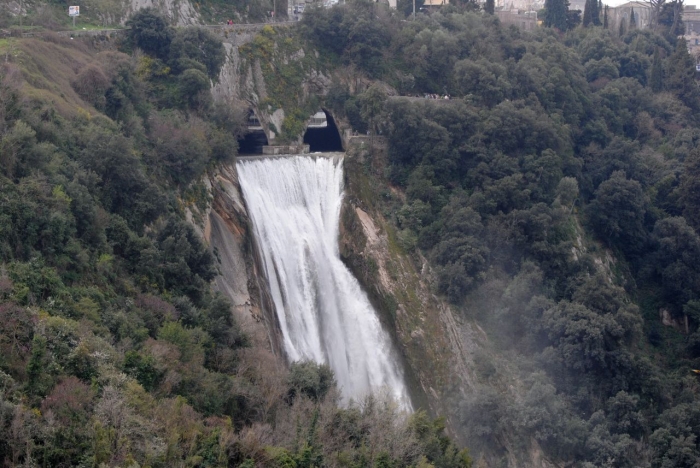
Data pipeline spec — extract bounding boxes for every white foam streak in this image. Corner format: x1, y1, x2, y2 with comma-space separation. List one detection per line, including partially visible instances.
237, 156, 411, 409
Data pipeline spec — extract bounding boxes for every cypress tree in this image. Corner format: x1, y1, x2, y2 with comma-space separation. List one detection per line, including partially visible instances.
659, 0, 686, 39
666, 38, 700, 110
630, 7, 637, 29
567, 8, 582, 28
583, 0, 593, 26
595, 0, 602, 25
544, 0, 570, 30
650, 47, 663, 92
604, 5, 608, 28
619, 17, 626, 35
584, 0, 601, 27
485, 0, 495, 14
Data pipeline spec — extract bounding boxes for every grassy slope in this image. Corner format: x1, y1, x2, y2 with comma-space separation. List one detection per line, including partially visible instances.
16, 38, 94, 113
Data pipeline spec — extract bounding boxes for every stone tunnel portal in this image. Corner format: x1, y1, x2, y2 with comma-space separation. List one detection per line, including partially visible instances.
303, 110, 343, 152
238, 110, 269, 155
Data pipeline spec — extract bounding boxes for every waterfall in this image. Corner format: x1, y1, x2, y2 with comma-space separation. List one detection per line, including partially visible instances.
237, 155, 411, 409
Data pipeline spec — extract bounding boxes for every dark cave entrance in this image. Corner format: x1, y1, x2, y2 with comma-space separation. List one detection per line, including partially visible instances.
237, 130, 269, 155
237, 110, 269, 155
303, 110, 344, 152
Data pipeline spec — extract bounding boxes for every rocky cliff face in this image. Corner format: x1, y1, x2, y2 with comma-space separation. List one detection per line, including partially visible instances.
211, 36, 272, 138
5, 0, 201, 29
196, 147, 479, 430
124, 0, 200, 25
212, 25, 332, 144
337, 143, 481, 427
187, 164, 283, 356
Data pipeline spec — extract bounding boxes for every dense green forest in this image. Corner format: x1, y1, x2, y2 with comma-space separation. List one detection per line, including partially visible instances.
0, 8, 469, 468
4, 0, 700, 466
302, 2, 700, 466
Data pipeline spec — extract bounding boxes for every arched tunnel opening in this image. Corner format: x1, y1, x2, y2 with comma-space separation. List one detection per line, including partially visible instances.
237, 110, 269, 155
237, 130, 269, 155
303, 110, 344, 152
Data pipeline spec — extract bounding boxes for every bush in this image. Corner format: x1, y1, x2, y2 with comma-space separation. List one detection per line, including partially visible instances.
150, 112, 211, 186
71, 64, 109, 109
123, 350, 162, 391
0, 303, 34, 375
287, 361, 335, 402
178, 68, 212, 110
126, 8, 174, 60
587, 171, 648, 255
169, 27, 226, 80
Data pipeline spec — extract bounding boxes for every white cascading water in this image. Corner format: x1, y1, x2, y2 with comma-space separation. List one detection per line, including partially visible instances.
237, 155, 411, 409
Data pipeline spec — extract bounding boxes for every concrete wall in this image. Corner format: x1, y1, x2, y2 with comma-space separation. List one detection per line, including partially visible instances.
262, 144, 310, 155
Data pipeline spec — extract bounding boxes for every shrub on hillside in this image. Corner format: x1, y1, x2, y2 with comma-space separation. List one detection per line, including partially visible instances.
71, 64, 109, 110
287, 361, 335, 402
178, 68, 212, 110
169, 27, 226, 80
149, 112, 211, 186
126, 8, 174, 60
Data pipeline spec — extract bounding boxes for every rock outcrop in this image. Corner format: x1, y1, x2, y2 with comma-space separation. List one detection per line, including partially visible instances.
124, 0, 200, 26
338, 143, 481, 429
187, 164, 283, 356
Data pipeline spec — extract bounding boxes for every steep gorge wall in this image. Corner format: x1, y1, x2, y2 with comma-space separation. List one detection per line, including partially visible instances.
202, 26, 544, 464
338, 144, 479, 426
211, 25, 335, 145
337, 144, 568, 468
187, 165, 283, 356
203, 28, 521, 464
205, 26, 477, 428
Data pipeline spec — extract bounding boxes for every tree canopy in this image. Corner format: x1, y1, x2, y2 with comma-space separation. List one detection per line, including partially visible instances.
4, 2, 700, 467
303, 4, 700, 465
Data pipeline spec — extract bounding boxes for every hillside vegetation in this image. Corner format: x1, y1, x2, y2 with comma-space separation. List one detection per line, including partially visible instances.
3, 0, 700, 466
0, 10, 469, 468
300, 2, 700, 466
